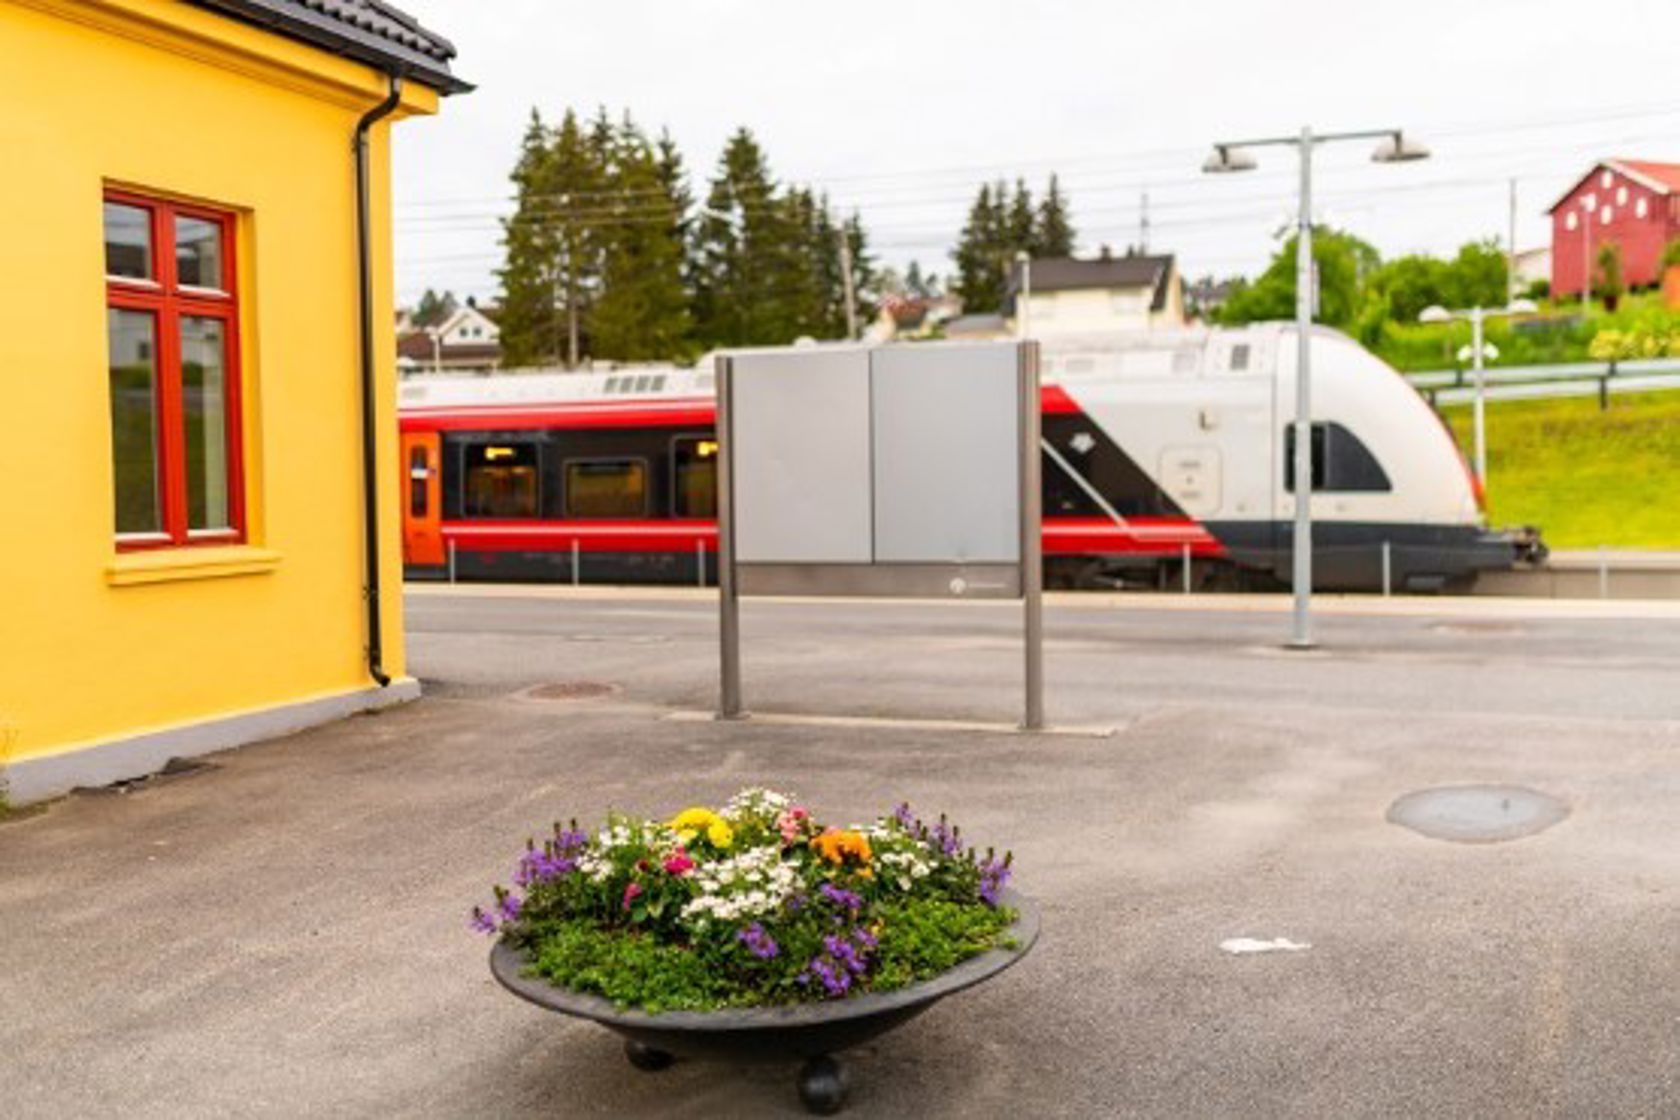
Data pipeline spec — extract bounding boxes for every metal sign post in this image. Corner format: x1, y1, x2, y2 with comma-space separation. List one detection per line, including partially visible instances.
716, 341, 1043, 730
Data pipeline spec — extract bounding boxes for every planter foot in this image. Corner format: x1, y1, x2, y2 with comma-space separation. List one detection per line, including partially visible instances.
797, 1055, 846, 1115
624, 1039, 674, 1072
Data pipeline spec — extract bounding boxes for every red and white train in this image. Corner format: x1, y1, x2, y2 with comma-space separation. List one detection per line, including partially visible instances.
398, 326, 1541, 591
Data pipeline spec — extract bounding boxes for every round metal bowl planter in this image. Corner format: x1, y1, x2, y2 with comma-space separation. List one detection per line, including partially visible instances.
489, 890, 1039, 1115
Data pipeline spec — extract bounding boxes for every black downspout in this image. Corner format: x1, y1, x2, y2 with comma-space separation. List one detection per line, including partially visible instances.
354, 73, 404, 687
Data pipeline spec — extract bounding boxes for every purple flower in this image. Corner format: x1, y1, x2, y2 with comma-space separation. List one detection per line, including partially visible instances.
517, 844, 580, 886
893, 802, 915, 830
979, 856, 1011, 906
931, 818, 961, 857
469, 907, 497, 935
736, 923, 780, 960
819, 882, 863, 913
497, 893, 523, 923
801, 956, 851, 997
556, 827, 588, 855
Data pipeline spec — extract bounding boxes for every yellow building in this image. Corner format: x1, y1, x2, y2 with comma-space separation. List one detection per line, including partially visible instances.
0, 0, 467, 803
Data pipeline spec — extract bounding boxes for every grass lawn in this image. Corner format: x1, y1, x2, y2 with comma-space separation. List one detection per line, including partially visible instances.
1440, 389, 1680, 549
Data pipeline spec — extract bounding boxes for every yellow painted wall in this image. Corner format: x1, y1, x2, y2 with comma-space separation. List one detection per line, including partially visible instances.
0, 0, 441, 768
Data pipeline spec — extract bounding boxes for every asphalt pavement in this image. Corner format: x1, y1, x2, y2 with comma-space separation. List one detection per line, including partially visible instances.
2, 588, 1678, 1118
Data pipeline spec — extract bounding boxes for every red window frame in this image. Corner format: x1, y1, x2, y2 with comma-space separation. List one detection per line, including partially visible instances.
105, 188, 245, 550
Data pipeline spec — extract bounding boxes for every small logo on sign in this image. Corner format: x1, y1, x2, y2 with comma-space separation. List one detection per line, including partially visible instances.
949, 577, 968, 595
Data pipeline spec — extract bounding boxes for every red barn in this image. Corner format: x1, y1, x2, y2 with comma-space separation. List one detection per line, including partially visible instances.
1548, 159, 1680, 297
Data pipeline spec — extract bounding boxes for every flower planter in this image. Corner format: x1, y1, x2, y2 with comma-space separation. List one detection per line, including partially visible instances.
489, 889, 1038, 1115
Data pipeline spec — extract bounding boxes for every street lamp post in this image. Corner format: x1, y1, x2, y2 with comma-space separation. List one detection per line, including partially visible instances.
1204, 126, 1428, 648
1015, 250, 1032, 339
1419, 299, 1538, 490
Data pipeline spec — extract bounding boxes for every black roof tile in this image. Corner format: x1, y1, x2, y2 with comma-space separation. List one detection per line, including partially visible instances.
187, 0, 469, 93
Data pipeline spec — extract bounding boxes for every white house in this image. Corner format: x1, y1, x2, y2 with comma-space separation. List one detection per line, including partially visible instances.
397, 304, 502, 375
1008, 253, 1185, 335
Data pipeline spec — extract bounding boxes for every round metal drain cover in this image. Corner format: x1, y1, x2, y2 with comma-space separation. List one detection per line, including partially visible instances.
1387, 784, 1568, 843
522, 681, 621, 702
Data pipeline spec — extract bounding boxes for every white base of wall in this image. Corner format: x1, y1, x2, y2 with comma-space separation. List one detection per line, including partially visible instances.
1, 679, 421, 806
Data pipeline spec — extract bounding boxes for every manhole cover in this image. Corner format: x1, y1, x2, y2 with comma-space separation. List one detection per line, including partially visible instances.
1387, 784, 1568, 843
521, 681, 621, 702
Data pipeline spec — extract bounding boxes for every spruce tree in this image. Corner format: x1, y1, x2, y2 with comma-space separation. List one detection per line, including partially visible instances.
588, 115, 693, 361
842, 212, 877, 328
692, 128, 810, 347
549, 109, 605, 367
905, 260, 928, 299
1035, 174, 1075, 257
1006, 179, 1036, 252
497, 110, 561, 366
953, 183, 1006, 313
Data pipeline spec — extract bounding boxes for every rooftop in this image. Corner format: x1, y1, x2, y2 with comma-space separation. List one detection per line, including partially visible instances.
187, 0, 469, 93
1008, 253, 1177, 312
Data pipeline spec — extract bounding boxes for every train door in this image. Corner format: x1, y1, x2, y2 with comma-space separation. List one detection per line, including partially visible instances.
401, 431, 445, 566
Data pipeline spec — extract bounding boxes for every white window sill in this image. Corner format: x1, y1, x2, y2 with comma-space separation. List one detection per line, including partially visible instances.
106, 546, 281, 587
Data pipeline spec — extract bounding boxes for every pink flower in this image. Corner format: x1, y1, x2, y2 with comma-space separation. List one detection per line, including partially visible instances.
622, 882, 643, 910
663, 848, 695, 876
776, 807, 811, 846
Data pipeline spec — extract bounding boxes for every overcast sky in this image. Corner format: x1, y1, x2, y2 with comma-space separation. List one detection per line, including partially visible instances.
390, 0, 1680, 306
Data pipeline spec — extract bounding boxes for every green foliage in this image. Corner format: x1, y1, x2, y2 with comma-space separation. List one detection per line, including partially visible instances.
1441, 389, 1680, 548
869, 901, 1016, 991
587, 118, 691, 361
528, 922, 741, 1013
1595, 242, 1625, 305
1223, 231, 1514, 355
685, 131, 874, 349
412, 288, 457, 327
496, 111, 876, 363
495, 110, 563, 366
1217, 226, 1379, 329
951, 176, 1079, 314
1036, 175, 1076, 257
1663, 238, 1680, 270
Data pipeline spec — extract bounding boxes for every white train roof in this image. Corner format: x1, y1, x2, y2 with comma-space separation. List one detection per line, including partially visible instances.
395, 325, 1310, 412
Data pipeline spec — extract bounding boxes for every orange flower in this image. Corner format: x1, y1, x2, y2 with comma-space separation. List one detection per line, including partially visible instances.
813, 829, 873, 866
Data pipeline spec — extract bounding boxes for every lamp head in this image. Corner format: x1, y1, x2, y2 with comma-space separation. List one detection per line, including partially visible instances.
1506, 298, 1539, 315
1372, 131, 1430, 163
1418, 305, 1453, 324
1202, 145, 1257, 174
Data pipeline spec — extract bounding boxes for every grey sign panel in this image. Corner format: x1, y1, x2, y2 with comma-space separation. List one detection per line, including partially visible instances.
870, 345, 1021, 563
730, 348, 872, 564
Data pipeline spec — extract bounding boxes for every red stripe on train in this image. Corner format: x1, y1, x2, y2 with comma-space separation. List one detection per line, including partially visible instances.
435, 516, 1227, 558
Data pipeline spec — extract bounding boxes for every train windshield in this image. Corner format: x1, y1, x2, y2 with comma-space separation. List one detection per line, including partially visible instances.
1284, 423, 1392, 493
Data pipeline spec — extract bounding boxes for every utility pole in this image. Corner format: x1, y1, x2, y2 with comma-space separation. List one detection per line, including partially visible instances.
837, 219, 859, 341
1139, 190, 1151, 254
550, 267, 562, 367
1507, 178, 1518, 305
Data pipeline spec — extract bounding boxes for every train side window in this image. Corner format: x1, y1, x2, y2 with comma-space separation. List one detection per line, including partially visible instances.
671, 436, 718, 518
463, 442, 540, 518
1284, 422, 1392, 493
409, 447, 428, 518
1229, 343, 1250, 372
566, 459, 647, 518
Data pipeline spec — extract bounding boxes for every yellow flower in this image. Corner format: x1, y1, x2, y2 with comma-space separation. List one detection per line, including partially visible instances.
669, 807, 723, 847
707, 821, 735, 849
